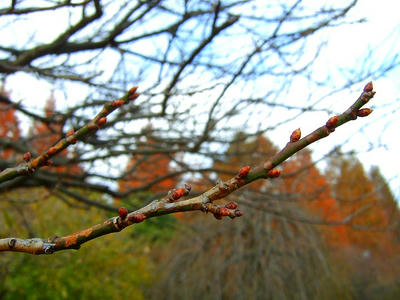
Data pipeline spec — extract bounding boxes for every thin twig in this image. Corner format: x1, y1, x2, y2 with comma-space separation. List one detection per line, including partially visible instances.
0, 82, 376, 254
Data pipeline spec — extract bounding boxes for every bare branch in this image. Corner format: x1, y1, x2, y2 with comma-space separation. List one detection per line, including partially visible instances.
0, 82, 376, 254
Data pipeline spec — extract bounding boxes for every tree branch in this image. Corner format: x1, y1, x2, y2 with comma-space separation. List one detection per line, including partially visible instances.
0, 82, 376, 254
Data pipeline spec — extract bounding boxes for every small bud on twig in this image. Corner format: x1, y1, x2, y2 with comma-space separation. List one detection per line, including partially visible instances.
129, 86, 138, 95
290, 128, 301, 143
234, 210, 243, 217
128, 93, 140, 101
225, 201, 238, 210
48, 147, 57, 156
267, 169, 281, 178
128, 213, 146, 223
363, 81, 373, 92
111, 100, 125, 107
326, 116, 339, 129
357, 108, 373, 117
218, 207, 230, 217
97, 117, 107, 127
171, 188, 186, 200
236, 166, 251, 179
118, 207, 128, 220
23, 152, 32, 162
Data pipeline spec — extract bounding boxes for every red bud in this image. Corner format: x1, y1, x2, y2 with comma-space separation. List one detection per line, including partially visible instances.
48, 147, 57, 156
290, 128, 301, 143
111, 100, 125, 107
326, 116, 339, 129
237, 166, 251, 178
225, 201, 238, 210
171, 187, 186, 200
218, 207, 230, 217
363, 81, 373, 92
129, 86, 138, 94
97, 117, 107, 127
118, 207, 128, 220
128, 92, 140, 100
357, 108, 373, 117
234, 210, 243, 217
268, 169, 281, 178
128, 213, 146, 223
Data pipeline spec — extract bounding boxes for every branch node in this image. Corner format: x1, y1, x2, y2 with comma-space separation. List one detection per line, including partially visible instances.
8, 238, 16, 248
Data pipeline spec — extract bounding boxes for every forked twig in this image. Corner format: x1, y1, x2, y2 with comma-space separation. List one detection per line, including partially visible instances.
0, 82, 375, 254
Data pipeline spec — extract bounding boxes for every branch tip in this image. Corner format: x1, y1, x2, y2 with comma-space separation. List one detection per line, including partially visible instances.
128, 86, 138, 94
363, 81, 373, 92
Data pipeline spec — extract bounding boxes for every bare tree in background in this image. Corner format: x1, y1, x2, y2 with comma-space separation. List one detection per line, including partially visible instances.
1, 2, 400, 297
0, 0, 399, 257
2, 0, 390, 204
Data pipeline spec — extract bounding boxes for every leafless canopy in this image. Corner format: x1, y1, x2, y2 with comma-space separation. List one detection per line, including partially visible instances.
0, 0, 389, 209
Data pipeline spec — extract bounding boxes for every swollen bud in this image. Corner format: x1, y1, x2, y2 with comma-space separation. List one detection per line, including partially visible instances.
218, 207, 230, 217
290, 128, 301, 143
357, 108, 373, 117
267, 169, 281, 178
129, 86, 138, 95
225, 201, 238, 210
128, 213, 146, 223
48, 147, 57, 156
363, 81, 373, 92
118, 207, 128, 220
111, 100, 125, 107
237, 166, 251, 179
128, 93, 140, 101
326, 116, 339, 129
97, 117, 107, 127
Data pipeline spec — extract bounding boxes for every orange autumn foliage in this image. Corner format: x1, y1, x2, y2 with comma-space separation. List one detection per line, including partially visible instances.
281, 149, 349, 246
0, 87, 20, 160
213, 133, 278, 190
118, 127, 178, 195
